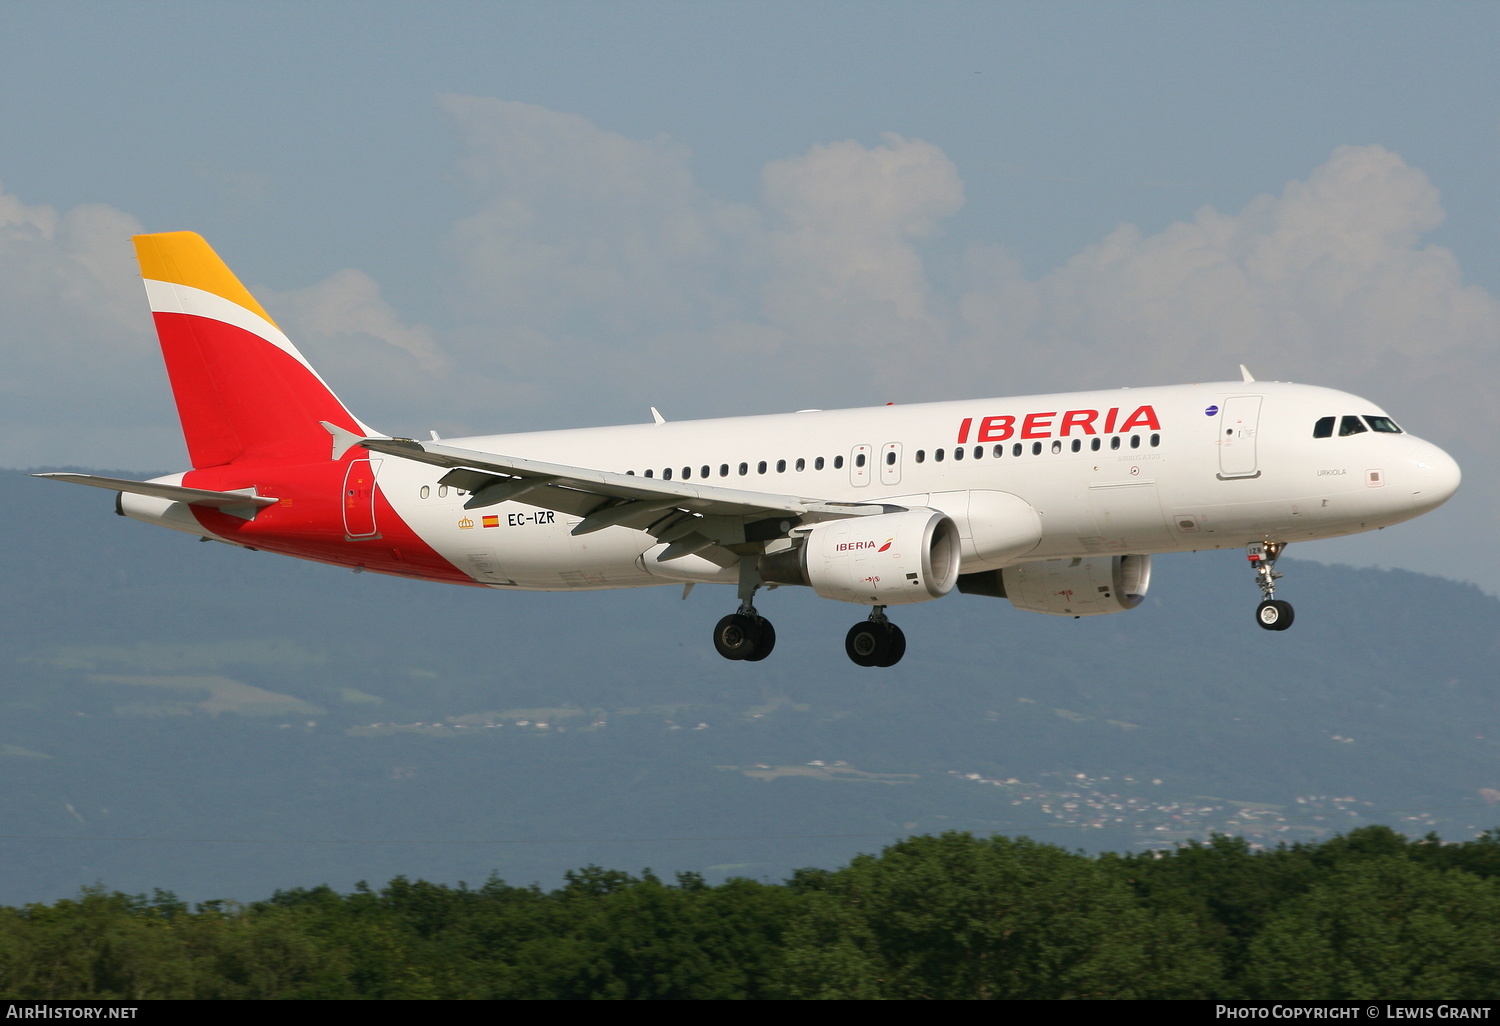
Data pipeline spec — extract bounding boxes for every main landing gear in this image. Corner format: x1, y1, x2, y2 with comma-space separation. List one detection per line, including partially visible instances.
713, 563, 776, 662
1248, 541, 1294, 631
713, 609, 775, 661
710, 568, 905, 666
845, 607, 906, 668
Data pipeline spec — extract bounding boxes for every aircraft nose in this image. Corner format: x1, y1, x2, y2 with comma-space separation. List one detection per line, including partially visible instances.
1404, 439, 1461, 511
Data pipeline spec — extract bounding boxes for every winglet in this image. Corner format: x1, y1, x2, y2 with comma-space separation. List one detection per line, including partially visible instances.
650, 407, 666, 425
1240, 364, 1256, 383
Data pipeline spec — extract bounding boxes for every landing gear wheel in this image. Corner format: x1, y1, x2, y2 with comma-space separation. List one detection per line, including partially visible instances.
714, 613, 762, 660
845, 622, 886, 666
742, 618, 776, 661
845, 621, 904, 667
1256, 599, 1294, 631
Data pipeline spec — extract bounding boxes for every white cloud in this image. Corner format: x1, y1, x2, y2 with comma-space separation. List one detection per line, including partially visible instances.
942, 146, 1500, 442
0, 186, 172, 468
437, 101, 966, 418
264, 267, 449, 429
760, 133, 962, 368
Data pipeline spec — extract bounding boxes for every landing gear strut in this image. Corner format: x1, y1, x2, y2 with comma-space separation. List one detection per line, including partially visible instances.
845, 607, 906, 667
1248, 541, 1294, 631
713, 562, 776, 662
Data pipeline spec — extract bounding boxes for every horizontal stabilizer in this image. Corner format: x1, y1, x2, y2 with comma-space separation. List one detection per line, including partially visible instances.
35, 473, 277, 520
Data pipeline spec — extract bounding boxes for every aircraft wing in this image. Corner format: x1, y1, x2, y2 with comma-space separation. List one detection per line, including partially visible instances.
359, 437, 894, 540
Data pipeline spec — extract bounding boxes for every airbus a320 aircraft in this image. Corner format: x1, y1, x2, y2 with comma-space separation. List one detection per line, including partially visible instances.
41, 233, 1461, 667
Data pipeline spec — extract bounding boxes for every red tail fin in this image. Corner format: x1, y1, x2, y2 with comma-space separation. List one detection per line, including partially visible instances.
134, 232, 370, 468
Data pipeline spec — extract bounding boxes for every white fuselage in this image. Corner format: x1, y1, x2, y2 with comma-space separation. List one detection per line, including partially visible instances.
358, 380, 1459, 592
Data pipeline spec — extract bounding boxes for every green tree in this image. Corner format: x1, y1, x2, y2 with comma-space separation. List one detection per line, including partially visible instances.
1245, 857, 1500, 999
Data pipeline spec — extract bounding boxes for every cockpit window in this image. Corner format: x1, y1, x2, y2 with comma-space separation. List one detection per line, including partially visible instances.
1339, 415, 1368, 437
1313, 416, 1335, 439
1365, 416, 1402, 433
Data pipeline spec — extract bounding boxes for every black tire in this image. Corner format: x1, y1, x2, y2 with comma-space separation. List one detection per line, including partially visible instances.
1255, 599, 1295, 631
874, 624, 906, 667
713, 613, 760, 660
743, 618, 776, 661
845, 621, 892, 667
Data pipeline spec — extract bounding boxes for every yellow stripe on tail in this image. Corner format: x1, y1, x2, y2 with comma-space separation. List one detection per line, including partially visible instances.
133, 231, 279, 328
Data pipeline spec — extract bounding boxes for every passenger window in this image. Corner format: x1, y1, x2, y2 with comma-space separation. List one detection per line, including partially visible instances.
1012, 443, 1022, 457
663, 468, 673, 480
1339, 415, 1368, 436
834, 455, 844, 469
1130, 435, 1140, 449
757, 461, 767, 474
885, 451, 896, 465
1071, 439, 1081, 452
915, 450, 925, 464
973, 446, 982, 459
1031, 442, 1042, 455
626, 471, 635, 476
738, 463, 748, 476
776, 459, 786, 473
1150, 433, 1160, 447
855, 453, 866, 468
420, 485, 430, 499
1313, 416, 1335, 438
1051, 440, 1062, 454
1090, 438, 1101, 452
953, 447, 964, 461
935, 448, 945, 463
682, 467, 691, 480
438, 485, 448, 497
815, 456, 825, 470
701, 465, 710, 479
1365, 416, 1403, 433
1110, 437, 1121, 450
645, 470, 654, 478
993, 445, 1003, 458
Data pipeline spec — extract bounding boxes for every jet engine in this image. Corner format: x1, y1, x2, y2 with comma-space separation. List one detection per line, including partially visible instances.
958, 554, 1152, 616
758, 508, 961, 606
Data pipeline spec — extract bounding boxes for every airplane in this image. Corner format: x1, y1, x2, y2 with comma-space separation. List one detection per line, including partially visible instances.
39, 232, 1462, 667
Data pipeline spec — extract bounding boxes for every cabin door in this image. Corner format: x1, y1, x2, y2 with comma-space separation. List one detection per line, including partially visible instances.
1218, 396, 1262, 479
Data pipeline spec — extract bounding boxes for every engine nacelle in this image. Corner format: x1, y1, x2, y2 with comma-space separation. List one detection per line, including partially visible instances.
759, 508, 961, 606
960, 554, 1152, 616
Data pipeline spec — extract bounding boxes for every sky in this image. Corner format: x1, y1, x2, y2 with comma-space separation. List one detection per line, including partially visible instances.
1, 1, 1496, 590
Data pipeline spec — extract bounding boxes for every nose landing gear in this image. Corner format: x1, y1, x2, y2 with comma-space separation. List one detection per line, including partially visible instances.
1248, 541, 1294, 631
845, 607, 906, 667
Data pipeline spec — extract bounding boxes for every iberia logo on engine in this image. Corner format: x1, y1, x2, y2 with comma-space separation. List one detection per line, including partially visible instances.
837, 538, 894, 553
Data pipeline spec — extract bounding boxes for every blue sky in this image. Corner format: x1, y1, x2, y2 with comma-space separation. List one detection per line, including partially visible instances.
2, 1, 1496, 587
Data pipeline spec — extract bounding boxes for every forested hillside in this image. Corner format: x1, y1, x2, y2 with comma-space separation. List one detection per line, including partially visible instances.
2, 827, 1498, 1000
